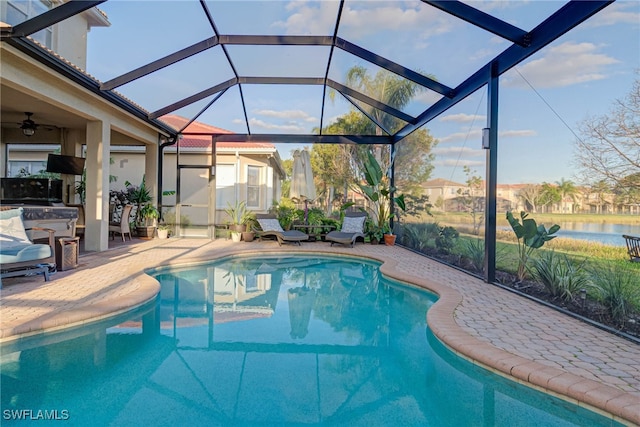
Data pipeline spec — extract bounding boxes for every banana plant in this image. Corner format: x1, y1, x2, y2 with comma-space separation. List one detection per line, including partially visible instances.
506, 211, 560, 282
359, 151, 405, 235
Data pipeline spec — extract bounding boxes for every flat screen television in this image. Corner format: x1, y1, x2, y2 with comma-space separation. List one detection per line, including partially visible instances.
46, 154, 86, 175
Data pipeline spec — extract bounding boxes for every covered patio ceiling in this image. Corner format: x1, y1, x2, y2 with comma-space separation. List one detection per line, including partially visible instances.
1, 0, 613, 146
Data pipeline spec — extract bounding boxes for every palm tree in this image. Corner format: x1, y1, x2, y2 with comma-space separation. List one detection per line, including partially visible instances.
555, 178, 578, 213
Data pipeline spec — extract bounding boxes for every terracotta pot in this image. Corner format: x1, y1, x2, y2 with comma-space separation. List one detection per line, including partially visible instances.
242, 231, 255, 242
384, 233, 396, 246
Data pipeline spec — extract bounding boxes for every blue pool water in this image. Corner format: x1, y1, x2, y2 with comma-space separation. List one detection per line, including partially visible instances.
0, 255, 621, 426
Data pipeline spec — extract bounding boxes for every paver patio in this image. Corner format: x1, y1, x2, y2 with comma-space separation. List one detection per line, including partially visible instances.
1, 238, 638, 425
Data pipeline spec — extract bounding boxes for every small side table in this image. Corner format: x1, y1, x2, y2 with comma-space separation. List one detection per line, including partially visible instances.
56, 236, 80, 271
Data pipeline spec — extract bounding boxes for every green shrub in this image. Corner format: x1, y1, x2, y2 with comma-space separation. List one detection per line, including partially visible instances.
435, 226, 459, 254
462, 238, 485, 272
532, 251, 589, 301
399, 223, 439, 251
589, 264, 640, 325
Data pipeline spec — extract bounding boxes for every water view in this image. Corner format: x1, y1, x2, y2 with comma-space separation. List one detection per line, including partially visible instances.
553, 222, 639, 247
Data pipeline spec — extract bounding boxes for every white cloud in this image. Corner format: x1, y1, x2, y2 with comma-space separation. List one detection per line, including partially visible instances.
437, 128, 535, 143
438, 129, 482, 143
500, 129, 537, 138
433, 146, 483, 158
248, 118, 306, 133
504, 42, 619, 89
414, 89, 444, 105
433, 159, 485, 167
273, 1, 339, 35
440, 113, 486, 123
254, 109, 317, 122
277, 2, 453, 40
585, 2, 640, 27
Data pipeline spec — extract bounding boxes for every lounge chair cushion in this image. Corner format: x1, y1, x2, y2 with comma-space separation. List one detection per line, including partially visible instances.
0, 243, 52, 264
341, 215, 366, 233
257, 218, 284, 232
0, 208, 31, 249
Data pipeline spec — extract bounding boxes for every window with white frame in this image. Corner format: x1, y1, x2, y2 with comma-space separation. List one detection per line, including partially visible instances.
247, 165, 261, 208
7, 160, 47, 177
6, 1, 53, 48
216, 164, 236, 208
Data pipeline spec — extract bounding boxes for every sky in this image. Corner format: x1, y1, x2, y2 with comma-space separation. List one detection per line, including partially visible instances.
85, 0, 640, 185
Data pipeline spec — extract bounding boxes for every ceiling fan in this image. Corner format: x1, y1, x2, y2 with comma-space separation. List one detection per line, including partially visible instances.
2, 112, 57, 137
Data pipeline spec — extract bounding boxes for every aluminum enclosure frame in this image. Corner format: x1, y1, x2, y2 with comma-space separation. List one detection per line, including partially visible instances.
0, 0, 615, 283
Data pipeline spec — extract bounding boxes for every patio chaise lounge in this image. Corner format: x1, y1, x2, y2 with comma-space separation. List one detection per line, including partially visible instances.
1, 207, 56, 282
325, 212, 367, 247
255, 214, 309, 246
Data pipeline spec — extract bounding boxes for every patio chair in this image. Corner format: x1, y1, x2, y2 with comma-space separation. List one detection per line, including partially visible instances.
0, 207, 56, 282
623, 235, 640, 262
109, 204, 133, 241
325, 211, 367, 247
254, 214, 309, 246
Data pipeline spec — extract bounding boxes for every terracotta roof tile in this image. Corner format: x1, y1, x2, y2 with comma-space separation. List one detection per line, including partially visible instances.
161, 115, 276, 150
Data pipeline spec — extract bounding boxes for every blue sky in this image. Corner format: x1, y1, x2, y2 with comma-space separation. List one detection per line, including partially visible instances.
86, 1, 640, 185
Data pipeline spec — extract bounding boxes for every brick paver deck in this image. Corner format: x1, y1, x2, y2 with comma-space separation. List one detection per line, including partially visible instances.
1, 238, 638, 425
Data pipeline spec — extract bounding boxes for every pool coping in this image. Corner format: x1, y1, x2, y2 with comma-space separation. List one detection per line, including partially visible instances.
0, 239, 638, 425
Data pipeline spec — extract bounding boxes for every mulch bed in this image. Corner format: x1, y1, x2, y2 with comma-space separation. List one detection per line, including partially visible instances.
416, 247, 640, 341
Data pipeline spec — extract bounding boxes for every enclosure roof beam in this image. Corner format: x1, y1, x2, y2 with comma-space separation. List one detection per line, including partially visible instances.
394, 0, 613, 141
424, 1, 530, 46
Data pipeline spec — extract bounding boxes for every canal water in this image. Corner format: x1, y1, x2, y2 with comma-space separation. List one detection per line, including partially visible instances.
553, 222, 639, 247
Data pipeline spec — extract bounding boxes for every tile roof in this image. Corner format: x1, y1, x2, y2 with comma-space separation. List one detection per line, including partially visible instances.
160, 115, 276, 151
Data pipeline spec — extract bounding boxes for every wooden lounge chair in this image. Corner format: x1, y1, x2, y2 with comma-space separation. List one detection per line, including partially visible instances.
255, 214, 309, 246
1, 207, 56, 282
623, 235, 640, 262
325, 212, 367, 247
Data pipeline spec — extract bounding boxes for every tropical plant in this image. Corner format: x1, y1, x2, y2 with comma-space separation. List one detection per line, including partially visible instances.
532, 251, 589, 301
398, 222, 440, 251
138, 203, 159, 227
359, 150, 406, 236
124, 176, 154, 226
589, 264, 640, 325
506, 211, 560, 282
224, 200, 250, 226
272, 198, 299, 230
435, 225, 459, 254
462, 238, 485, 272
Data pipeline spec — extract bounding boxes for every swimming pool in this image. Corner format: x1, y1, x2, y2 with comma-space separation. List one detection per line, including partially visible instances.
0, 255, 621, 426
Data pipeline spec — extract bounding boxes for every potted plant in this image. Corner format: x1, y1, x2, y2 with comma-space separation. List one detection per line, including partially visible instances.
359, 151, 406, 246
225, 200, 250, 241
242, 211, 257, 242
123, 176, 156, 237
137, 203, 159, 238
157, 223, 172, 239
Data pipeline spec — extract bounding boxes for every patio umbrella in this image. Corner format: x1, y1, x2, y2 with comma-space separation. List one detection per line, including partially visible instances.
290, 149, 316, 223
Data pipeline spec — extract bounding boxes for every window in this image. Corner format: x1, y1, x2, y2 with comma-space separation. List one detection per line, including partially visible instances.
6, 1, 53, 48
7, 160, 47, 177
216, 164, 236, 208
247, 165, 261, 208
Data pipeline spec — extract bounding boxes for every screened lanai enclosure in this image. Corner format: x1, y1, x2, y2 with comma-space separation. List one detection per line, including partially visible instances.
0, 1, 627, 280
